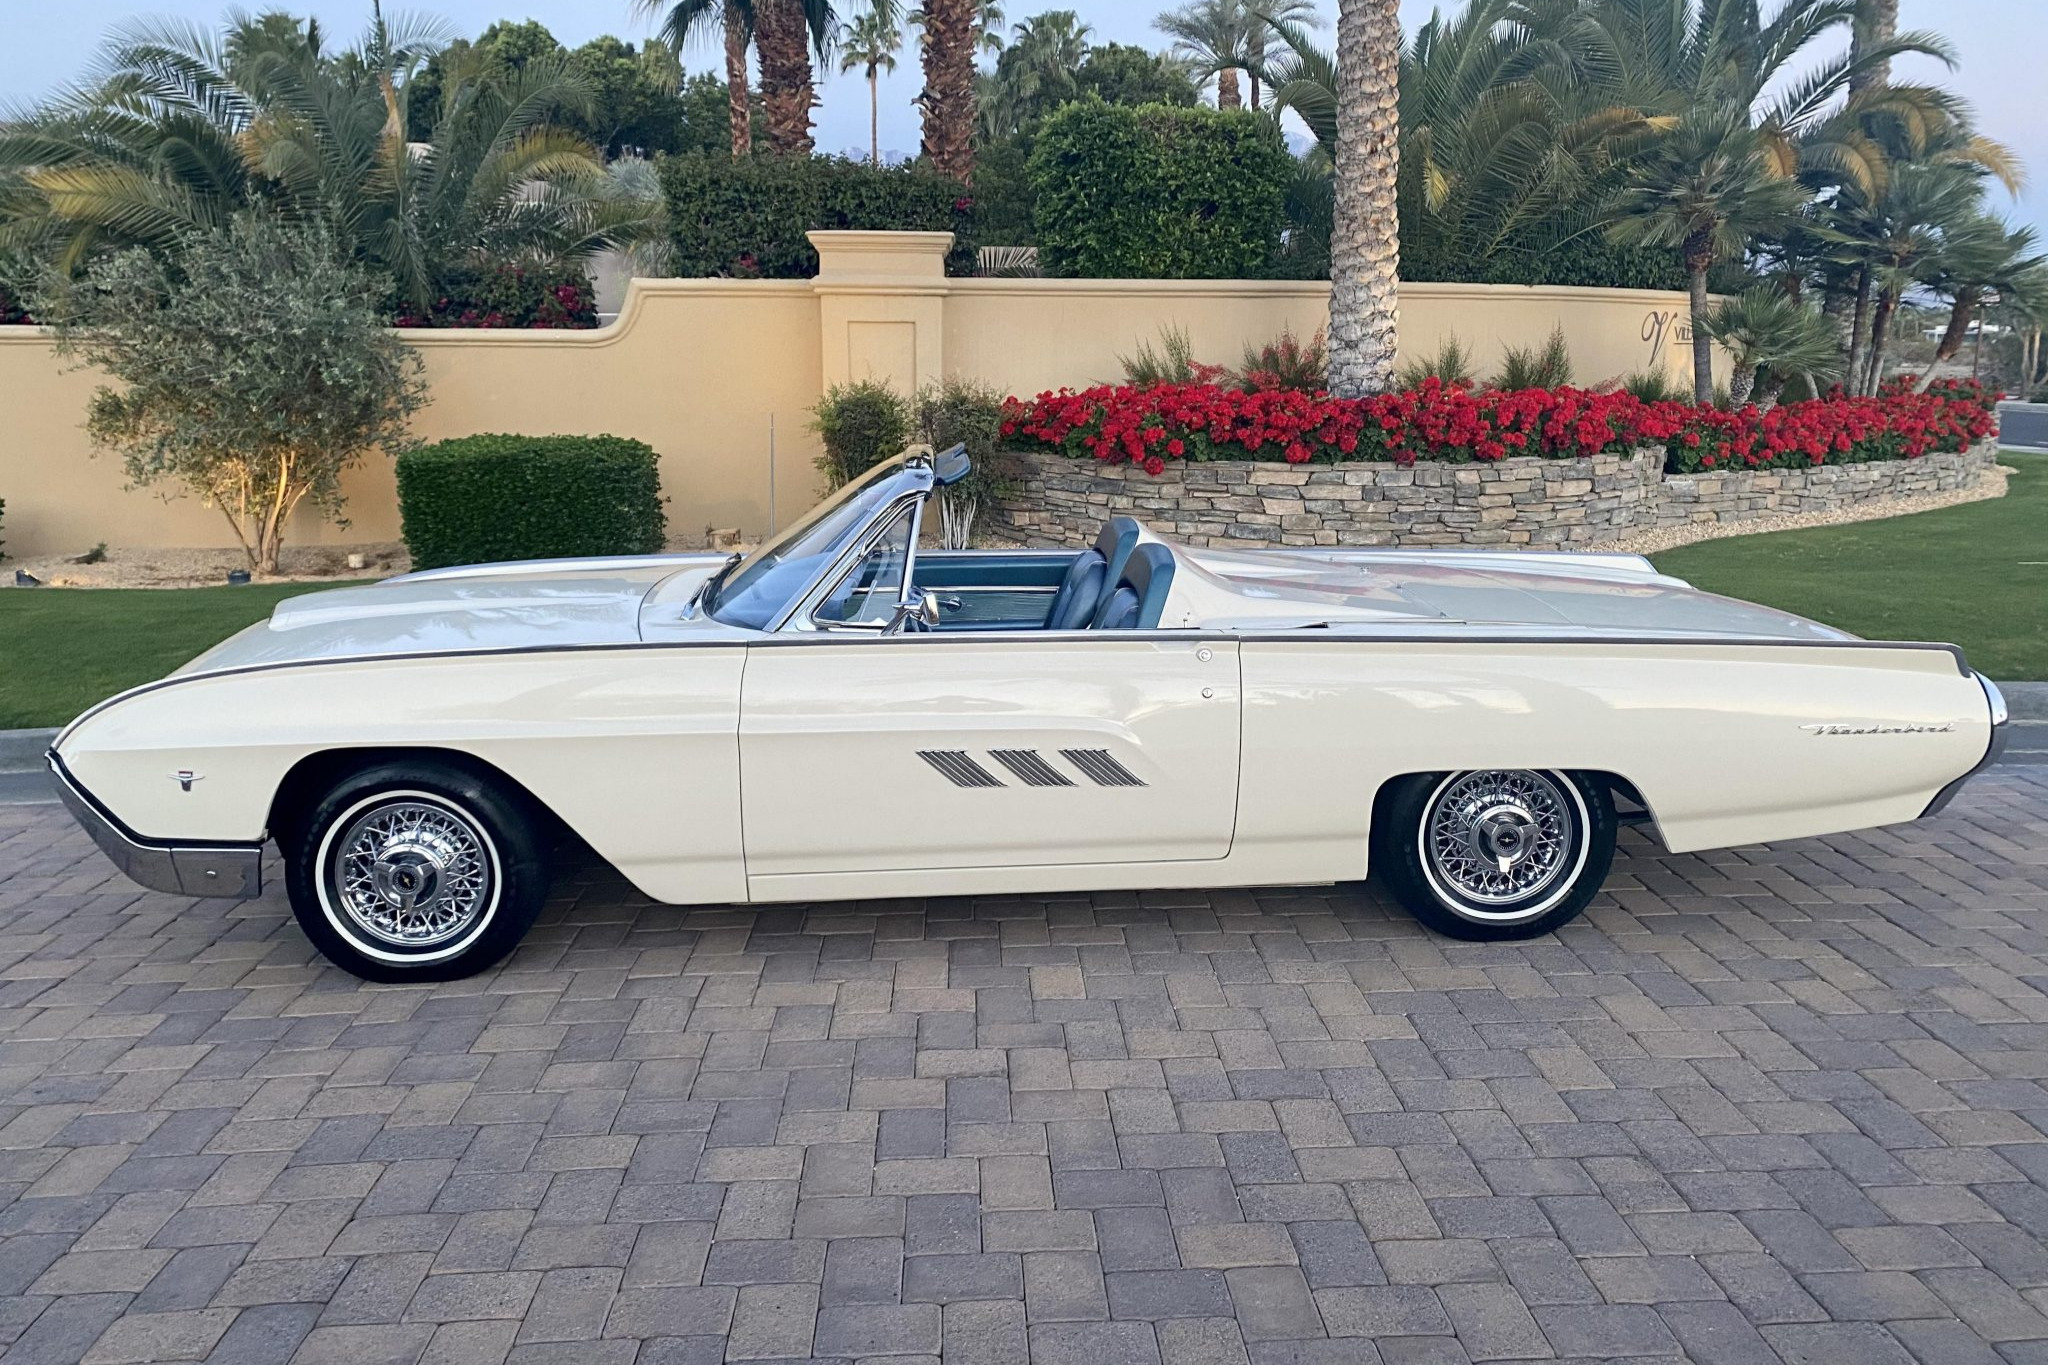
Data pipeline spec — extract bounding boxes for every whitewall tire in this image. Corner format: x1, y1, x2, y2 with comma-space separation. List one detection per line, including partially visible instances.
1373, 769, 1616, 941
283, 761, 550, 982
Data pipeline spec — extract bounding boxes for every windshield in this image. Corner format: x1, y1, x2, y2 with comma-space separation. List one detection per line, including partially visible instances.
707, 456, 913, 630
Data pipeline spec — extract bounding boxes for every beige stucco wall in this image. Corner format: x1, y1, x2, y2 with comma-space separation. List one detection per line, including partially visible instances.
0, 231, 1711, 559
942, 279, 1704, 399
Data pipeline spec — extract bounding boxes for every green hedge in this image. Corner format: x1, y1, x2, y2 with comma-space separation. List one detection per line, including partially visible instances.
1028, 101, 1293, 279
659, 154, 977, 279
1402, 232, 1686, 291
396, 435, 666, 570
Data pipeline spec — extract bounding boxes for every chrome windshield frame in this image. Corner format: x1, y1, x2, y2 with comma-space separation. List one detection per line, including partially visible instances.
764, 456, 937, 633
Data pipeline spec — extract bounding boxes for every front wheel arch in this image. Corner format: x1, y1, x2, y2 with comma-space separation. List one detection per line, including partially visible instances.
267, 747, 561, 848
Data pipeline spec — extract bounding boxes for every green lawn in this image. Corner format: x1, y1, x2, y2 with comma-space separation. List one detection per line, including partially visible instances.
1653, 451, 2048, 681
0, 580, 363, 730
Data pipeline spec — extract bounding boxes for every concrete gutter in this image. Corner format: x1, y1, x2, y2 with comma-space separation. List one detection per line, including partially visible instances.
2004, 681, 2048, 761
0, 729, 56, 774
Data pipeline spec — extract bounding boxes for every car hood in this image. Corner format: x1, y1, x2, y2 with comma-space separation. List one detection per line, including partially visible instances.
1172, 545, 1855, 641
177, 555, 733, 674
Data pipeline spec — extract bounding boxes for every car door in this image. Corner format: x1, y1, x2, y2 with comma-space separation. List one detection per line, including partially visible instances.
738, 635, 1241, 877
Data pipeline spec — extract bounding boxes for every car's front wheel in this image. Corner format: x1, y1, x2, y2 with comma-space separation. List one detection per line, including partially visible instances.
1372, 769, 1615, 941
282, 761, 550, 982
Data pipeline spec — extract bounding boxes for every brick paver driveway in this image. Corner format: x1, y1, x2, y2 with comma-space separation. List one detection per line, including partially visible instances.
0, 770, 2044, 1365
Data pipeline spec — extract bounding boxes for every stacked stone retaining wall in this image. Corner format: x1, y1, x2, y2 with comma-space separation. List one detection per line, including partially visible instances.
992, 441, 1997, 548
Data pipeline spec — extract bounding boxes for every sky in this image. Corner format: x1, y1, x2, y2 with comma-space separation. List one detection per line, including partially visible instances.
0, 0, 2038, 240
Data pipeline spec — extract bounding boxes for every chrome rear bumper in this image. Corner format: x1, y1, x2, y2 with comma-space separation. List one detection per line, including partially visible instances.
49, 754, 262, 898
1921, 675, 2011, 818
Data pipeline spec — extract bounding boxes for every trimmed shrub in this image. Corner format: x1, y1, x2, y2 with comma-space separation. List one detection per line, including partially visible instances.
389, 263, 598, 329
811, 381, 913, 489
1402, 233, 1687, 291
1028, 102, 1293, 279
660, 155, 977, 279
397, 434, 666, 570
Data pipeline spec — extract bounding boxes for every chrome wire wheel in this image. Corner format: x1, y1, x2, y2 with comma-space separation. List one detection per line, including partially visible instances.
1419, 770, 1585, 921
330, 798, 494, 950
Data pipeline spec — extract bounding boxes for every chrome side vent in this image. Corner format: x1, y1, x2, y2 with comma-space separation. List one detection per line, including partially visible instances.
918, 750, 1005, 789
989, 749, 1075, 788
1060, 748, 1147, 788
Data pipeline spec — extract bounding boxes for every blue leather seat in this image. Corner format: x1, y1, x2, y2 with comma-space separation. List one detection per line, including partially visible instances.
1091, 542, 1176, 630
1044, 517, 1140, 630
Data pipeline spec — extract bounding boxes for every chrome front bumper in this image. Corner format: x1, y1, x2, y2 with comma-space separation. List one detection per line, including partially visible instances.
1921, 674, 2011, 818
49, 754, 263, 899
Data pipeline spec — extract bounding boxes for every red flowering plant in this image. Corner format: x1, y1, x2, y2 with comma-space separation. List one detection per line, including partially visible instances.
1000, 377, 1997, 477
389, 264, 599, 330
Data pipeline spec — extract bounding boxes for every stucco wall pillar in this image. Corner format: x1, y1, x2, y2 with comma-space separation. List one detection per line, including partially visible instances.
808, 230, 953, 397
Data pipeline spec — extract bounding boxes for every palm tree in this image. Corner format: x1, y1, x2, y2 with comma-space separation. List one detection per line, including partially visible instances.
1699, 287, 1842, 406
1913, 216, 2044, 391
908, 0, 1007, 56
1155, 0, 1318, 111
636, 0, 754, 156
974, 8, 1090, 136
840, 5, 903, 164
1607, 110, 1808, 403
0, 12, 652, 308
918, 0, 977, 180
754, 0, 811, 153
1325, 0, 1402, 397
1848, 0, 1900, 95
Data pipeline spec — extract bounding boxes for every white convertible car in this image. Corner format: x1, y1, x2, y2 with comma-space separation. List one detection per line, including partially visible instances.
51, 447, 2008, 980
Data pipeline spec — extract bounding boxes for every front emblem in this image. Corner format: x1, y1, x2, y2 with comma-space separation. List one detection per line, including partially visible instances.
170, 770, 203, 792
1801, 722, 1957, 736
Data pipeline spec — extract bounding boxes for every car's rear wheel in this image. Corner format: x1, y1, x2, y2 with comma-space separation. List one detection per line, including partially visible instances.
1372, 769, 1615, 940
282, 761, 550, 982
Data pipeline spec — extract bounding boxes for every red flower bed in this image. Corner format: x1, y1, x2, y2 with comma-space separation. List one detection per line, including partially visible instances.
999, 376, 1998, 476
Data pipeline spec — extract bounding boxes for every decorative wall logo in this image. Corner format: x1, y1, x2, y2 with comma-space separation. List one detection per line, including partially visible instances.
1800, 721, 1957, 736
1642, 310, 1695, 369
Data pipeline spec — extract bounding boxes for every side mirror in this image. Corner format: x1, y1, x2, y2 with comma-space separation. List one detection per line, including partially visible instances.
888, 590, 944, 634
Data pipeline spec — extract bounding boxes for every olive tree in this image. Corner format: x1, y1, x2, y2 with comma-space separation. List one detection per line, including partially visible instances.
39, 217, 427, 574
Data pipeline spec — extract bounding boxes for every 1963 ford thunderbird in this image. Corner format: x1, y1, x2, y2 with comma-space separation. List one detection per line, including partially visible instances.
50, 446, 2009, 980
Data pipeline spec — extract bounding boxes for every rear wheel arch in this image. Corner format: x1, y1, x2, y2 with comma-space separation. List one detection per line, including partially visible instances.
1367, 768, 1660, 862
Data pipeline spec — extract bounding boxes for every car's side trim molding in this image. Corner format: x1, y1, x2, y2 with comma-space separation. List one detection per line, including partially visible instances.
54, 630, 1973, 745
47, 753, 264, 899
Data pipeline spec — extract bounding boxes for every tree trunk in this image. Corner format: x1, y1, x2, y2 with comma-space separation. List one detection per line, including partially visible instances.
724, 4, 751, 157
1729, 364, 1756, 407
1844, 267, 1872, 395
870, 69, 880, 164
1754, 373, 1787, 410
1249, 70, 1261, 110
1864, 287, 1897, 394
1848, 0, 1899, 94
1325, 0, 1402, 399
1685, 243, 1714, 405
920, 0, 976, 182
754, 0, 815, 155
1216, 67, 1242, 109
1914, 291, 1979, 392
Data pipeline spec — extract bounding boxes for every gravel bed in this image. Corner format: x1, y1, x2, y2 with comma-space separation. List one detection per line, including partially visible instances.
3, 541, 411, 590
